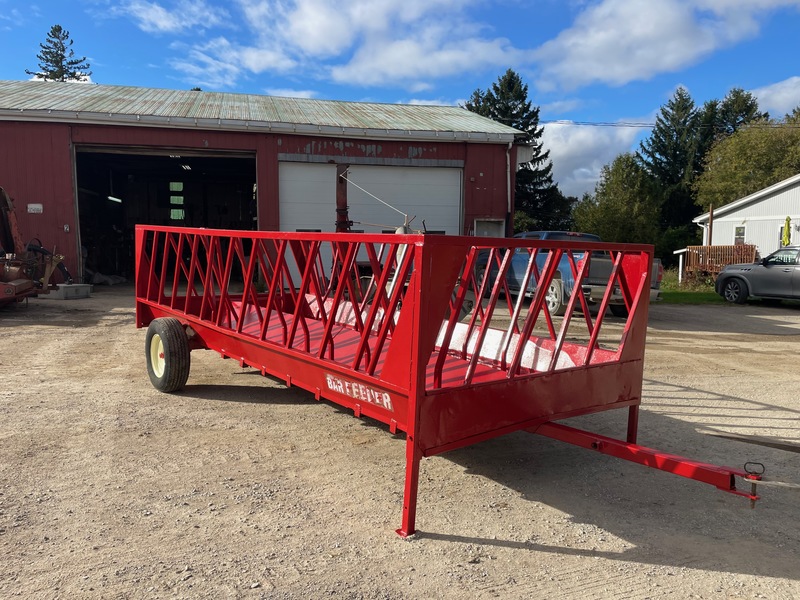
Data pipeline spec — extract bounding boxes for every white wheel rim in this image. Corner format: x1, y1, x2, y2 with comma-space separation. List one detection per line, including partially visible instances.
150, 334, 166, 378
547, 283, 559, 311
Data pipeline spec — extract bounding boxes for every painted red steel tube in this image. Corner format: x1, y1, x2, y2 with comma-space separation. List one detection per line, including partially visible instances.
534, 421, 760, 502
135, 225, 758, 537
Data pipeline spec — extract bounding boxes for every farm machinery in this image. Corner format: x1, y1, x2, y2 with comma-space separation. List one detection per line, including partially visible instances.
1, 187, 73, 307
135, 225, 763, 536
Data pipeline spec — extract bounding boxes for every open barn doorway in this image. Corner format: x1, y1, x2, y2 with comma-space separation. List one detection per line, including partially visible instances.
75, 149, 256, 283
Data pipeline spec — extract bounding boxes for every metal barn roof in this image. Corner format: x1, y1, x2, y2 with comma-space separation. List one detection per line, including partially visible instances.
0, 80, 522, 143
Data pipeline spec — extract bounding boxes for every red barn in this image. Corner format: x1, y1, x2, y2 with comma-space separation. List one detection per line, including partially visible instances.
0, 80, 524, 282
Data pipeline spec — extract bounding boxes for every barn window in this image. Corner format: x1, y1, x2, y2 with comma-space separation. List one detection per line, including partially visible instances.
169, 181, 184, 221
734, 226, 745, 245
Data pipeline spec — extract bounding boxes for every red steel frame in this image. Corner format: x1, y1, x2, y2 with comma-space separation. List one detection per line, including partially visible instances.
134, 225, 760, 537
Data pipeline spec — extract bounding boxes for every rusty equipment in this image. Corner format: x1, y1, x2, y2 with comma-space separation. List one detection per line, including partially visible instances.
135, 225, 762, 536
0, 187, 73, 307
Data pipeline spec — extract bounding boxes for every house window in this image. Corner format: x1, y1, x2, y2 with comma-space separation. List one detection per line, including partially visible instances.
734, 226, 745, 245
169, 182, 184, 222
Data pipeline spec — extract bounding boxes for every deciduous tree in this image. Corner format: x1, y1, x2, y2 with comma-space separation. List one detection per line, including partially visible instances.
694, 117, 800, 211
573, 154, 661, 244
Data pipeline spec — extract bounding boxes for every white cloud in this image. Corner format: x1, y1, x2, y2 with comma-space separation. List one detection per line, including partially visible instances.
143, 0, 526, 90
109, 0, 800, 103
116, 0, 231, 34
170, 44, 245, 88
169, 37, 297, 87
752, 77, 800, 117
331, 29, 524, 88
0, 7, 25, 28
406, 98, 459, 106
533, 0, 800, 91
543, 121, 644, 198
534, 0, 717, 91
265, 88, 318, 99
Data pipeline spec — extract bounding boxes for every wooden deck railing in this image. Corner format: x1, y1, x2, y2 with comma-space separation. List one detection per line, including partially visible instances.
684, 245, 757, 277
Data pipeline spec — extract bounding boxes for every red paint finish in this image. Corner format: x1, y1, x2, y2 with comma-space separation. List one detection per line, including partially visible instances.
463, 142, 512, 235
1, 119, 513, 276
0, 122, 77, 279
534, 422, 760, 502
70, 124, 261, 151
135, 227, 756, 537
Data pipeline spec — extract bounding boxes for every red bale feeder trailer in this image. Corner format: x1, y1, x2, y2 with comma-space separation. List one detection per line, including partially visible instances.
134, 225, 761, 537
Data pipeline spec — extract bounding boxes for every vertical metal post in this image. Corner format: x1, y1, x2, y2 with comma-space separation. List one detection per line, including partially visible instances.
397, 435, 423, 537
336, 164, 351, 232
627, 405, 639, 444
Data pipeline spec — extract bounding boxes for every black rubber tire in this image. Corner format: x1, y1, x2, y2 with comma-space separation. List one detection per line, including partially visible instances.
475, 265, 490, 298
721, 278, 748, 304
609, 304, 629, 318
145, 318, 191, 392
546, 279, 566, 316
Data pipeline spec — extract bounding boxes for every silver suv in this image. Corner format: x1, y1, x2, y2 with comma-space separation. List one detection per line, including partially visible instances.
716, 245, 800, 304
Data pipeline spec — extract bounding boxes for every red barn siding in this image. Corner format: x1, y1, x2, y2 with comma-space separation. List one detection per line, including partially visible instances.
70, 125, 261, 152
1, 120, 513, 278
463, 143, 514, 235
274, 134, 468, 163
0, 122, 77, 277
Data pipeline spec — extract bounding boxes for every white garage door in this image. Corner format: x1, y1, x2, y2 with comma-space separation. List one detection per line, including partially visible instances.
346, 166, 462, 234
278, 163, 463, 235
278, 162, 462, 288
279, 162, 338, 233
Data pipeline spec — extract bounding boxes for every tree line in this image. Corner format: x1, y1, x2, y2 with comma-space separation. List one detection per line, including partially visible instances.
466, 70, 800, 264
27, 26, 800, 264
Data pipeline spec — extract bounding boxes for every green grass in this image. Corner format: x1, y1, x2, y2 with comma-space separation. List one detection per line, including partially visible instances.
659, 267, 726, 305
660, 290, 725, 305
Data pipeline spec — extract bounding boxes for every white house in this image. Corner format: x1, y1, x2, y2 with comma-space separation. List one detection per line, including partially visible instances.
693, 173, 800, 257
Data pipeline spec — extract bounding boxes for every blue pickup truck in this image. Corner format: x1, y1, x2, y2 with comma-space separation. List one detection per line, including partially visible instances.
480, 231, 662, 317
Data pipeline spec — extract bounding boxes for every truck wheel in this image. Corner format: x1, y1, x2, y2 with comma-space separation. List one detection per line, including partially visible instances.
546, 279, 566, 316
609, 304, 629, 318
722, 278, 748, 304
475, 265, 489, 297
145, 318, 191, 392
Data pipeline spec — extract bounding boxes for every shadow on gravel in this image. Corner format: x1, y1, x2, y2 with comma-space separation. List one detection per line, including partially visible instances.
435, 382, 800, 580
0, 284, 136, 328
647, 302, 800, 336
174, 383, 311, 405
180, 369, 800, 579
48, 281, 798, 577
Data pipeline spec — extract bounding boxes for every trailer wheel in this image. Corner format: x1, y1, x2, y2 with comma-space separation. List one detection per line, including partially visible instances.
546, 279, 566, 316
146, 318, 191, 392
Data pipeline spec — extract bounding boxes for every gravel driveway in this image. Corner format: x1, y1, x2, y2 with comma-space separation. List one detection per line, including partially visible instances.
2, 287, 798, 599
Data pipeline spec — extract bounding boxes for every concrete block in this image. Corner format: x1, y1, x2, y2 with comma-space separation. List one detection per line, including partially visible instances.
52, 283, 93, 300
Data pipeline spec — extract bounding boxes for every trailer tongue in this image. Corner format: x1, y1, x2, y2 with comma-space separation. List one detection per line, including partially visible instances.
135, 226, 761, 536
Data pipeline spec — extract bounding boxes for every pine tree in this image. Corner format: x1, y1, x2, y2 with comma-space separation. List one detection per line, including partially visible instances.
26, 25, 92, 82
637, 87, 699, 230
718, 88, 768, 136
464, 69, 567, 231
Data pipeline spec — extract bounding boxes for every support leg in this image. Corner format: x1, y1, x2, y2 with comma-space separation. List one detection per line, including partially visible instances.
627, 405, 639, 444
396, 434, 422, 537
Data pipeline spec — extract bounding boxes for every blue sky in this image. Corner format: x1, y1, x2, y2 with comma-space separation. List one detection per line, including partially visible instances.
2, 0, 800, 198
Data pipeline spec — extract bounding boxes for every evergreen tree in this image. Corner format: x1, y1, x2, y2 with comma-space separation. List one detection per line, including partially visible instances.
636, 87, 698, 230
464, 69, 564, 231
573, 154, 661, 245
718, 88, 768, 136
694, 99, 720, 175
26, 25, 92, 82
